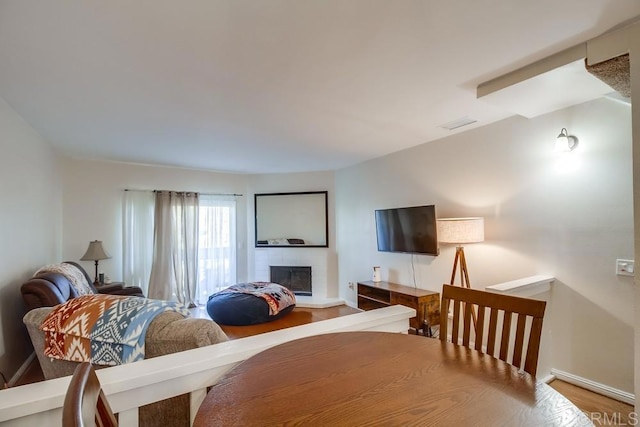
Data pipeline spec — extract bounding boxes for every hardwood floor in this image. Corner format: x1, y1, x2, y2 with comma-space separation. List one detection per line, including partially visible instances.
216, 304, 360, 339
15, 304, 635, 426
13, 358, 44, 386
549, 380, 635, 426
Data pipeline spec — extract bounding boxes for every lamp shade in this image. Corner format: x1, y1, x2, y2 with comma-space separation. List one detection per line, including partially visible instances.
554, 128, 578, 152
437, 218, 484, 244
80, 240, 111, 261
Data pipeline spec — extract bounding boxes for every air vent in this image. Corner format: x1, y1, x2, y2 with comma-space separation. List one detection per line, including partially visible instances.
439, 116, 478, 131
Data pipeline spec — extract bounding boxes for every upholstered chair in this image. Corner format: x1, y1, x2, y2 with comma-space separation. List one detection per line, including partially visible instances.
21, 261, 144, 311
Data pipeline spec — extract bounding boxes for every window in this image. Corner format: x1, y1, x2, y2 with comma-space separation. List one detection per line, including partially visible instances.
197, 195, 236, 303
123, 190, 155, 294
123, 191, 237, 305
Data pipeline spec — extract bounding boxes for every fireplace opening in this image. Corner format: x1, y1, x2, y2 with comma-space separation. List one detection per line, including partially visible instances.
270, 266, 311, 296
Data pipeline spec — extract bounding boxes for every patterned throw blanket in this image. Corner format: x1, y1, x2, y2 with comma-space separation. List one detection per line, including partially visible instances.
35, 263, 94, 296
40, 294, 190, 366
214, 282, 296, 315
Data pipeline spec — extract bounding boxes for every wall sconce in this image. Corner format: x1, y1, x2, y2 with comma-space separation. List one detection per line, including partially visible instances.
555, 128, 579, 152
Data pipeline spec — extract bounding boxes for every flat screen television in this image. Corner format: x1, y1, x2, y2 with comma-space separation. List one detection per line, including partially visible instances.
375, 205, 439, 256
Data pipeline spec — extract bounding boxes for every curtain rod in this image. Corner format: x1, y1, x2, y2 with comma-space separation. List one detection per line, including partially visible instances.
124, 189, 243, 197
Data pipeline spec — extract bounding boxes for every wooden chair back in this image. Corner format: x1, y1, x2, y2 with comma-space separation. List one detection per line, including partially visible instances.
439, 284, 546, 376
63, 362, 118, 427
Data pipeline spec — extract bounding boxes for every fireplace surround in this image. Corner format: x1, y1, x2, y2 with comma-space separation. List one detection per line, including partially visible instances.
253, 247, 338, 305
270, 266, 312, 296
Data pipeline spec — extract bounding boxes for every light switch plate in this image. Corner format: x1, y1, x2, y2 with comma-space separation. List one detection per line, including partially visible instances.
616, 259, 635, 276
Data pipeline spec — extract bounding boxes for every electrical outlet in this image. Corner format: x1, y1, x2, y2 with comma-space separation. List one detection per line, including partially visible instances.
348, 281, 355, 290
616, 259, 635, 276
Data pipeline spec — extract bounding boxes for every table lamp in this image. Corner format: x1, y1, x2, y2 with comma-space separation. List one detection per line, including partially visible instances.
80, 240, 111, 285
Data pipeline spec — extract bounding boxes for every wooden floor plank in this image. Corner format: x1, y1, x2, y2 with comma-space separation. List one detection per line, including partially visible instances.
217, 305, 360, 339
549, 380, 634, 426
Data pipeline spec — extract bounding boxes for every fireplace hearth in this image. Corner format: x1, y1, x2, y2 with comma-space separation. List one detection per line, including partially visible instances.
270, 266, 312, 296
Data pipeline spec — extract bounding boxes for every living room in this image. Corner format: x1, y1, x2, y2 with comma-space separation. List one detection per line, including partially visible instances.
1, 1, 639, 422
51, 86, 636, 394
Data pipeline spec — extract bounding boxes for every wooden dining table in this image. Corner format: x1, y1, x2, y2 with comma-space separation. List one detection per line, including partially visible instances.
194, 331, 591, 426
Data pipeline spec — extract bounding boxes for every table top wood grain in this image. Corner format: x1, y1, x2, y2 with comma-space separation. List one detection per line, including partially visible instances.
194, 331, 591, 426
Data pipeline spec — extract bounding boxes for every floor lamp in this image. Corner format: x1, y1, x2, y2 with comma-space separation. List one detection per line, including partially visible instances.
437, 217, 485, 326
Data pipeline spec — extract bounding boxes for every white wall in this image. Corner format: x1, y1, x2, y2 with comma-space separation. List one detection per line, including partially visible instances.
0, 97, 62, 380
60, 159, 249, 283
247, 172, 338, 298
60, 161, 339, 301
336, 98, 634, 391
631, 26, 640, 411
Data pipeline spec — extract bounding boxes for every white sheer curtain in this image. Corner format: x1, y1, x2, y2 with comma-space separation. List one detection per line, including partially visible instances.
122, 190, 154, 295
148, 191, 199, 307
197, 195, 236, 304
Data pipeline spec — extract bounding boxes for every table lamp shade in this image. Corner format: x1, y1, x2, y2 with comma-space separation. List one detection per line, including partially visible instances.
437, 218, 484, 244
80, 240, 111, 261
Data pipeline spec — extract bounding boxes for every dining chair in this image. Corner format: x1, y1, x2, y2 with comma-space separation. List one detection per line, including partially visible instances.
440, 284, 546, 376
63, 362, 118, 427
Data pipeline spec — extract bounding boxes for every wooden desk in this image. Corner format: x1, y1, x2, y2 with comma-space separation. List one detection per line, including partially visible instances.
194, 332, 590, 426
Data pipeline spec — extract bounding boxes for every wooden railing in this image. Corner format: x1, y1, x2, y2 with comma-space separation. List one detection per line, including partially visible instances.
0, 305, 414, 426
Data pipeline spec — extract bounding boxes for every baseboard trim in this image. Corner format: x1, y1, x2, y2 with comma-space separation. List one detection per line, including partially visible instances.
540, 373, 556, 384
8, 353, 35, 387
295, 296, 345, 308
550, 368, 635, 406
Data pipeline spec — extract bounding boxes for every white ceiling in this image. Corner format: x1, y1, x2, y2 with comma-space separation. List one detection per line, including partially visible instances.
0, 1, 639, 174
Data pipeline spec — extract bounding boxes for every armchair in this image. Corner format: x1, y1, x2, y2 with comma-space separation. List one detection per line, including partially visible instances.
21, 261, 144, 310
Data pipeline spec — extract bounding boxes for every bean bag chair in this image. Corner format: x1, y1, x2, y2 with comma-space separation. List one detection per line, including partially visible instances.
207, 282, 296, 326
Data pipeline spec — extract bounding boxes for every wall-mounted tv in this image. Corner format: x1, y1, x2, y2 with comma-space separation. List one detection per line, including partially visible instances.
375, 205, 439, 256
